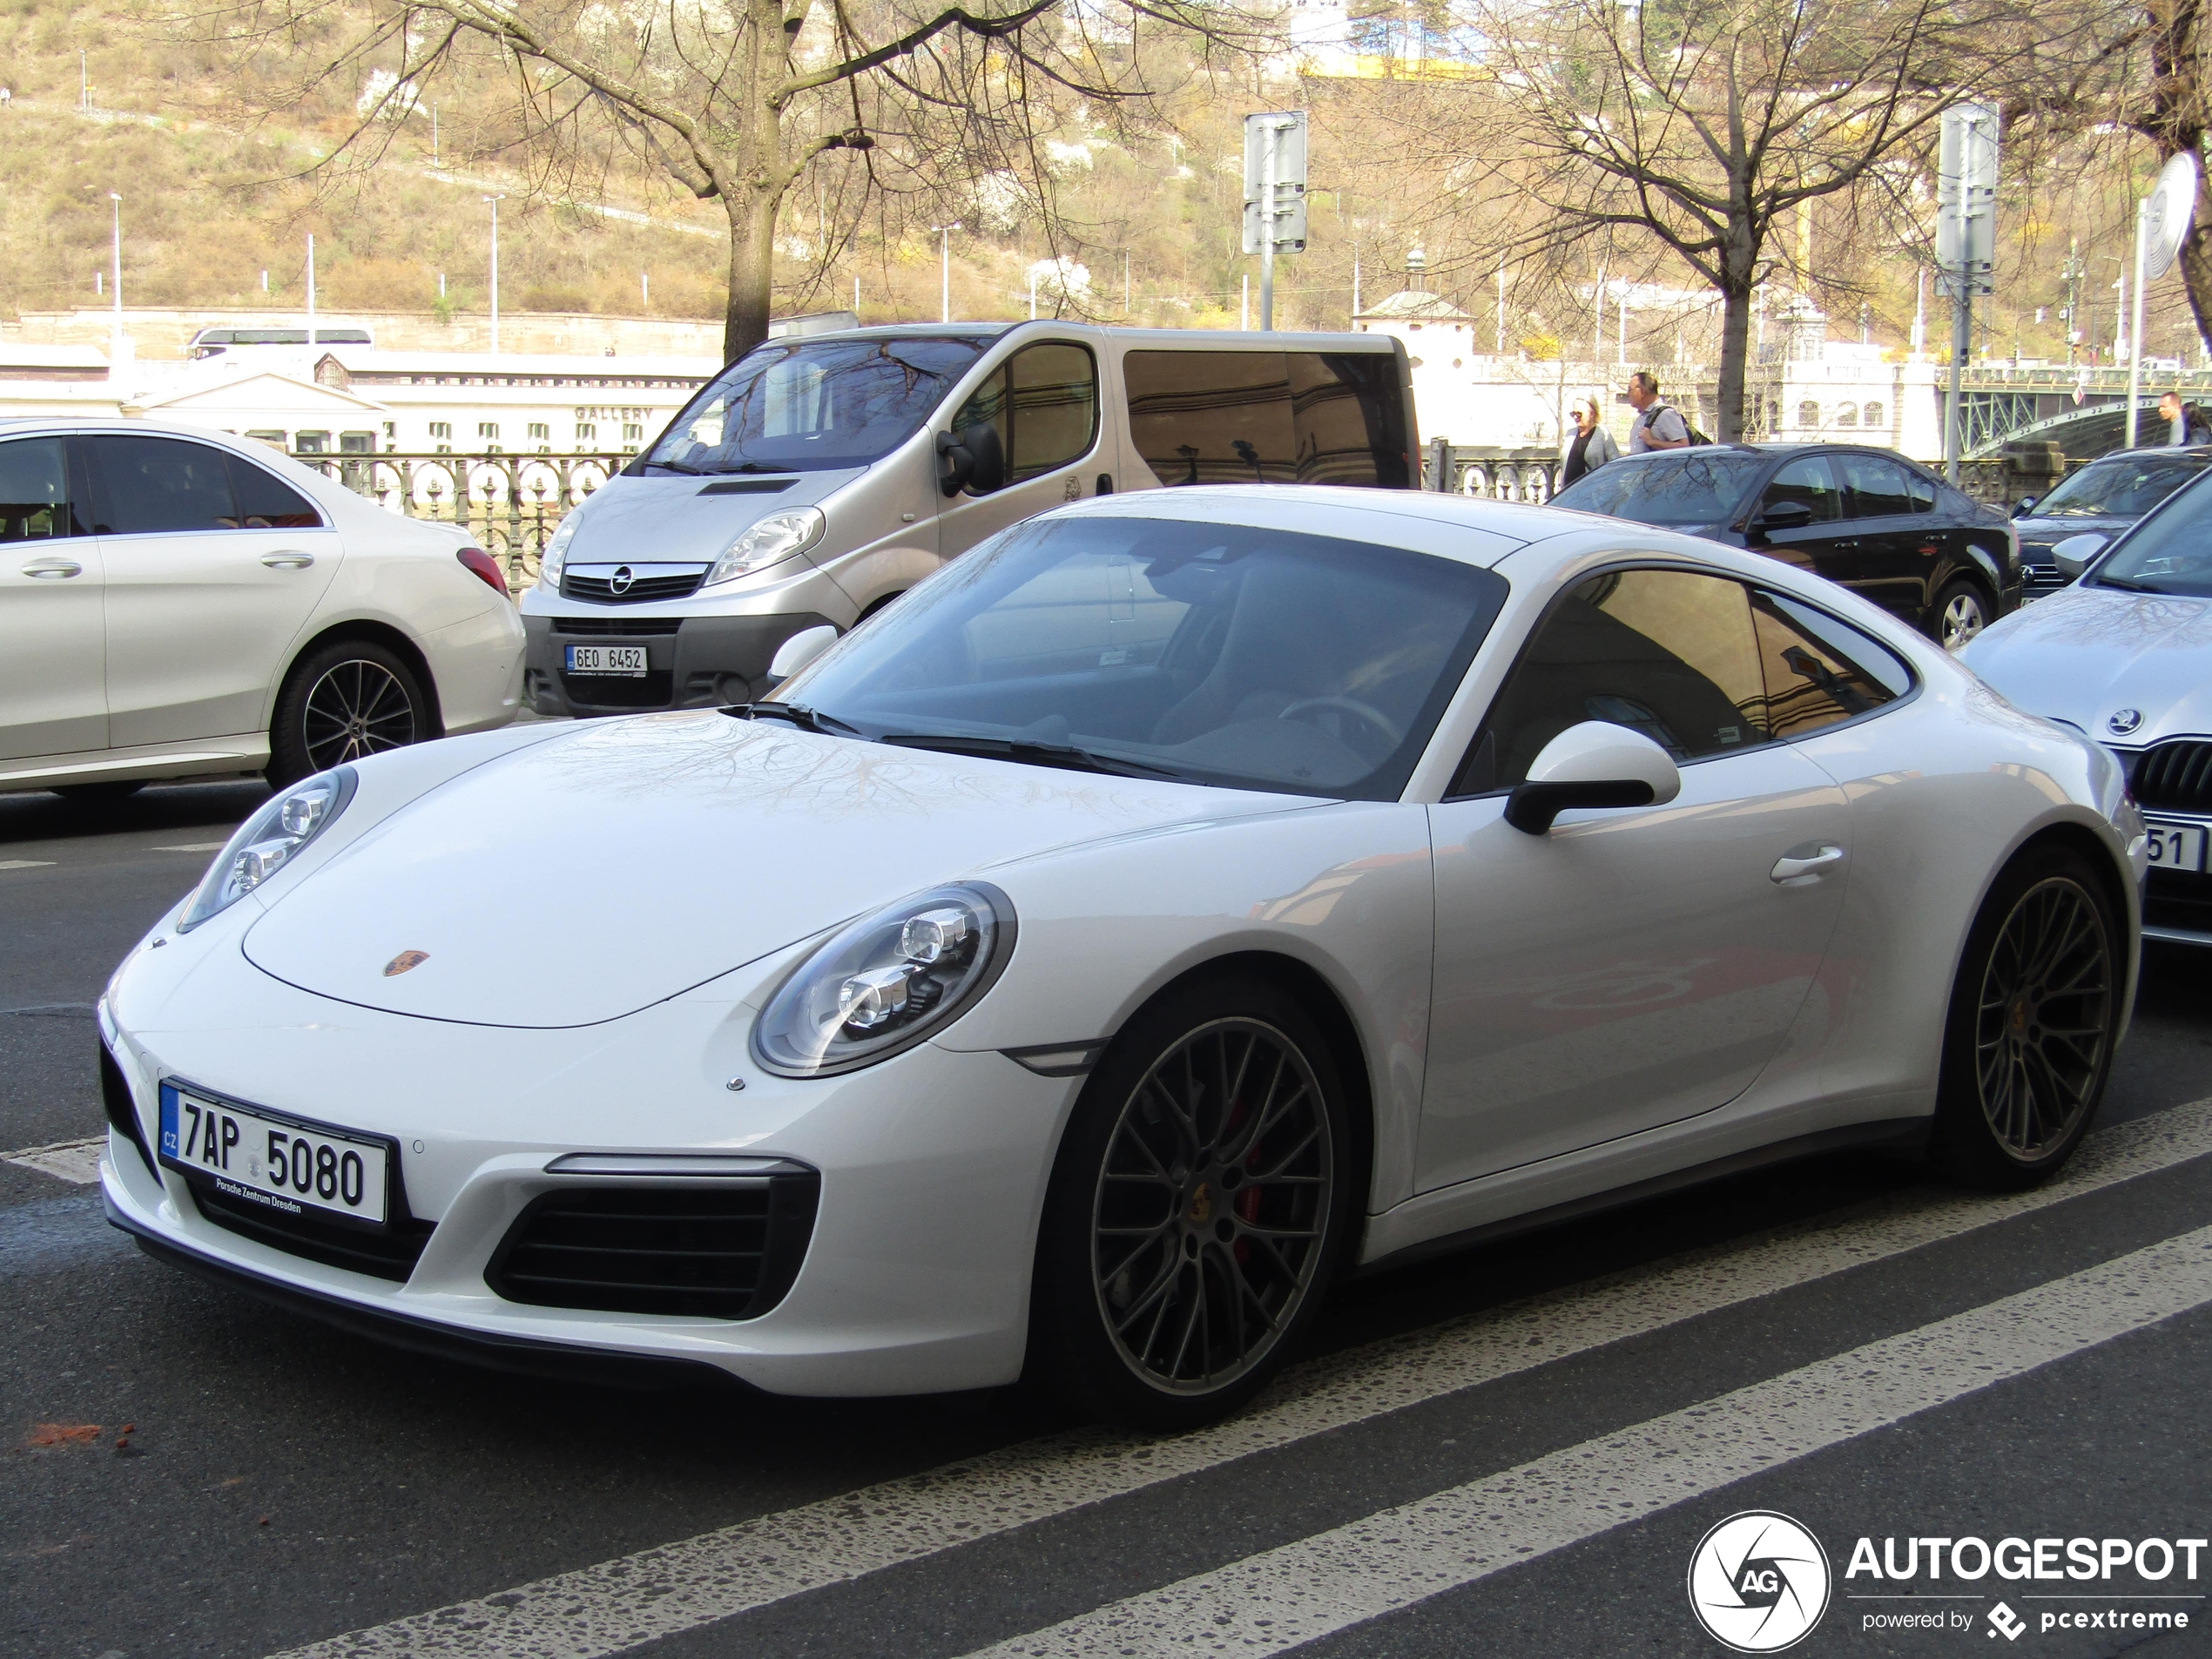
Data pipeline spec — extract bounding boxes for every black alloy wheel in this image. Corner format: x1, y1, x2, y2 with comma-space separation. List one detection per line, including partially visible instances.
1031, 976, 1353, 1428
268, 639, 429, 787
1934, 846, 2120, 1188
1932, 579, 1990, 652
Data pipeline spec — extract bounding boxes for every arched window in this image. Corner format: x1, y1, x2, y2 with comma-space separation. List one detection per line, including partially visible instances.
1862, 401, 1885, 429
1835, 402, 1858, 427
1797, 400, 1820, 428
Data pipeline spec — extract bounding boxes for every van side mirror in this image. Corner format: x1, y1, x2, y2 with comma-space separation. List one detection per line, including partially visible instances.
1750, 499, 1815, 539
1505, 721, 1683, 835
935, 422, 1007, 496
960, 422, 1005, 494
765, 623, 839, 685
2011, 496, 2038, 518
2051, 532, 2107, 581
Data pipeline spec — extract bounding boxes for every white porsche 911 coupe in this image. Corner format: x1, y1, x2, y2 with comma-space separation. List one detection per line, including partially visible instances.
99, 487, 2146, 1426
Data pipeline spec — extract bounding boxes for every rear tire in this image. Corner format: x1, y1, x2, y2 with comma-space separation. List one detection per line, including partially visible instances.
51, 780, 147, 802
1931, 579, 1991, 652
1932, 844, 2121, 1190
1028, 974, 1355, 1430
268, 640, 429, 787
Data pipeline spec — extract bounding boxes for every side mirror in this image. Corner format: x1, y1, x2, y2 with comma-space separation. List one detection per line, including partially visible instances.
1750, 500, 1815, 538
960, 421, 1006, 495
2010, 496, 2039, 518
765, 623, 839, 685
1505, 721, 1683, 835
2051, 532, 2107, 581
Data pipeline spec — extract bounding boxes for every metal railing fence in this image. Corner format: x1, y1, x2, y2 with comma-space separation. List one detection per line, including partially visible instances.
293, 451, 628, 592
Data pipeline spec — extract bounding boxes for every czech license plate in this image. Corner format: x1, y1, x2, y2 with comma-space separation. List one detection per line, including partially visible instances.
158, 1082, 389, 1226
565, 644, 648, 677
2144, 819, 2208, 873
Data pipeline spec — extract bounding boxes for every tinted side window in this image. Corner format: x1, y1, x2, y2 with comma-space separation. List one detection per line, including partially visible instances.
1455, 570, 1769, 793
1763, 455, 1844, 522
952, 343, 1100, 486
1750, 592, 1909, 738
1837, 454, 1913, 518
226, 456, 324, 529
94, 436, 238, 534
1903, 469, 1937, 513
1122, 350, 1409, 489
0, 437, 85, 540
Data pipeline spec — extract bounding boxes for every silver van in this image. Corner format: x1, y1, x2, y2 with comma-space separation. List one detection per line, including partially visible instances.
519, 322, 1416, 716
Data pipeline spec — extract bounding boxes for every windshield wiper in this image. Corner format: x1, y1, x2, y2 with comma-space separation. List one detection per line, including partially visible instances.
2091, 574, 2161, 593
722, 701, 862, 737
642, 457, 705, 475
876, 733, 1190, 781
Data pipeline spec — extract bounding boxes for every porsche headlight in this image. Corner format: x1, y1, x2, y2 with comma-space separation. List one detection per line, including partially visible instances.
752, 883, 1015, 1076
177, 767, 357, 933
536, 511, 581, 590
707, 507, 825, 587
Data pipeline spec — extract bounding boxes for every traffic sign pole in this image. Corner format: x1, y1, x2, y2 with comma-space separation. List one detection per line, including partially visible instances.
1260, 121, 1278, 331
2127, 199, 2149, 448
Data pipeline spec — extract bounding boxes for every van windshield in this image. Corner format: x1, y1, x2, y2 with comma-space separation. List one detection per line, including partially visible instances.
639, 336, 990, 475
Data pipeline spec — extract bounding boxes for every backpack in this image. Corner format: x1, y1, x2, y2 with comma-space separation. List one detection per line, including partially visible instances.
1646, 401, 1712, 447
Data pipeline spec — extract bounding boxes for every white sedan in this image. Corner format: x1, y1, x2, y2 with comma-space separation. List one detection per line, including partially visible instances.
99, 487, 2143, 1426
0, 417, 523, 797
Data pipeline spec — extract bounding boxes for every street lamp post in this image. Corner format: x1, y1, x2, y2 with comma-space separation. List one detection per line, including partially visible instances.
486, 195, 504, 354
929, 224, 961, 323
108, 192, 121, 357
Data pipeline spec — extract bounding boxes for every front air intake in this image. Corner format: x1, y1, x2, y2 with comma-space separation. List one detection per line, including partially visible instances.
485, 1174, 820, 1320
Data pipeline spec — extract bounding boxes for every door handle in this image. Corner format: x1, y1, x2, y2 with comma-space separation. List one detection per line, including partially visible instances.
260, 552, 316, 570
1770, 844, 1845, 886
21, 558, 82, 578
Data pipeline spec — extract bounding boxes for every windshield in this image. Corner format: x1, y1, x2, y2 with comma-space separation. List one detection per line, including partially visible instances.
1550, 452, 1768, 526
772, 516, 1510, 800
640, 335, 990, 475
2088, 472, 2212, 597
2033, 455, 2208, 520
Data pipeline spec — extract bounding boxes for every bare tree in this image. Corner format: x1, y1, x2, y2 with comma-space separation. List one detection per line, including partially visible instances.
1374, 0, 2030, 438
231, 0, 1263, 359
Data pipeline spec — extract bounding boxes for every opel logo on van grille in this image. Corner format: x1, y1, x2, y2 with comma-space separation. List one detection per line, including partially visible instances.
609, 565, 635, 596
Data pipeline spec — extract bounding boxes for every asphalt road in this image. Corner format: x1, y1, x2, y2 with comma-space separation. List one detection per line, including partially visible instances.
5, 778, 2211, 1659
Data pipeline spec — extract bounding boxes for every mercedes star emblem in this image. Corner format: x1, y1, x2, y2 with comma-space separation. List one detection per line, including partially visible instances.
2108, 708, 2144, 736
609, 565, 635, 596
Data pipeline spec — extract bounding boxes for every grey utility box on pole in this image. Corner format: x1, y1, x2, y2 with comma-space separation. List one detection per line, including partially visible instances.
1936, 103, 1999, 483
1243, 111, 1308, 331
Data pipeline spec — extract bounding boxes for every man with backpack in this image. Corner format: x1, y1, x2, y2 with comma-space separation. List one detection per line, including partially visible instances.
1626, 371, 1693, 452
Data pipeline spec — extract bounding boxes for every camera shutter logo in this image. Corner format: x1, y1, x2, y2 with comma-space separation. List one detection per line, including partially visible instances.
1687, 1511, 1831, 1652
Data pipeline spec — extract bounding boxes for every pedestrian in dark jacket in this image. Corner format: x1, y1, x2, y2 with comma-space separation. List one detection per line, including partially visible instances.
1560, 397, 1620, 488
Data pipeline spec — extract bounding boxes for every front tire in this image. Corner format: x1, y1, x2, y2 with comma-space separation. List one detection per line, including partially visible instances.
1932, 579, 1991, 652
268, 640, 429, 787
1932, 845, 2121, 1190
1029, 974, 1354, 1430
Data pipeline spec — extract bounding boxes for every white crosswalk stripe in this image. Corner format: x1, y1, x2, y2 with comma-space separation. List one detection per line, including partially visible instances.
268, 1101, 2212, 1659
962, 1225, 2212, 1658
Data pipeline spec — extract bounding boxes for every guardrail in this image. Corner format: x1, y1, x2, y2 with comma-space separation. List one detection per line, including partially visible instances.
293, 451, 628, 592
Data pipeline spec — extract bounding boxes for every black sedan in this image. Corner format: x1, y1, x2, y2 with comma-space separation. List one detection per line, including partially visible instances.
1550, 443, 2020, 649
2009, 446, 2212, 600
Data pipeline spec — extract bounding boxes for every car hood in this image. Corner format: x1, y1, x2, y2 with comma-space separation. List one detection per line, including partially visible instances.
2012, 513, 2134, 558
563, 468, 867, 566
242, 711, 1312, 1028
1963, 583, 2212, 740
